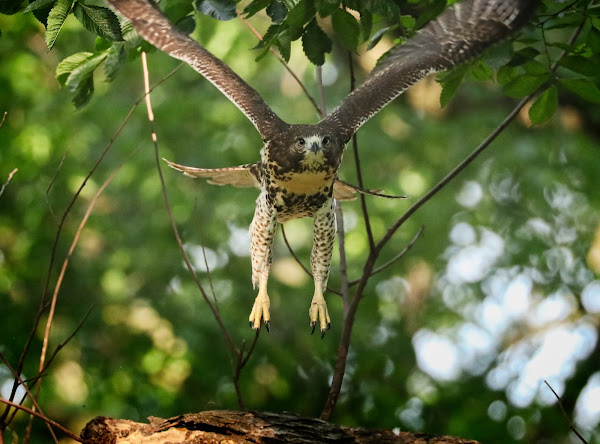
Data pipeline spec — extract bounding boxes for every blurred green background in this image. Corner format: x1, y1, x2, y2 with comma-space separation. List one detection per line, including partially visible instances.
1, 3, 599, 443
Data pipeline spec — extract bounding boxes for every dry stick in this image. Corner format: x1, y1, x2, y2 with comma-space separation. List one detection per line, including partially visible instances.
140, 53, 244, 360
321, 15, 588, 419
0, 111, 6, 128
7, 308, 93, 428
0, 354, 59, 443
0, 168, 17, 198
0, 398, 85, 443
238, 13, 323, 118
10, 65, 184, 441
544, 381, 589, 444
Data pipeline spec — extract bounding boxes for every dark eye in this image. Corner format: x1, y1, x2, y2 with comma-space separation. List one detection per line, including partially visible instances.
297, 138, 305, 146
322, 136, 330, 145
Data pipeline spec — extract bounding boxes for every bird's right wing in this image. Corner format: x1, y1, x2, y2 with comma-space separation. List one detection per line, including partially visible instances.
105, 0, 285, 140
163, 158, 261, 188
324, 0, 539, 142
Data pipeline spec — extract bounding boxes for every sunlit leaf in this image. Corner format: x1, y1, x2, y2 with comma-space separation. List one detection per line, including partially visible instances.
56, 51, 94, 85
104, 43, 126, 81
529, 86, 558, 125
439, 65, 467, 108
45, 0, 73, 50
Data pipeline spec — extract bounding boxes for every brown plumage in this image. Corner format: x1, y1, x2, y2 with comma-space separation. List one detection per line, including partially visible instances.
105, 0, 538, 335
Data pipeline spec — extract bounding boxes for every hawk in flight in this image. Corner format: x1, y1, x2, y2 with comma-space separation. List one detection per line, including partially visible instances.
105, 0, 537, 335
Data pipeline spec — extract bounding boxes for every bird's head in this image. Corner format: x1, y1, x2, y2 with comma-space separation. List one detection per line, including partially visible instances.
267, 124, 345, 174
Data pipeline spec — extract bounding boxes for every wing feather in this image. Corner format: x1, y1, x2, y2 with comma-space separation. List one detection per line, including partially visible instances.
105, 0, 284, 139
324, 0, 539, 141
163, 158, 260, 188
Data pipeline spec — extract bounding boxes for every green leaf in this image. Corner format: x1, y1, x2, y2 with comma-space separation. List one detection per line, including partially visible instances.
301, 17, 331, 66
65, 52, 107, 92
176, 15, 196, 34
360, 9, 372, 41
285, 0, 314, 30
438, 65, 467, 108
507, 47, 540, 67
104, 43, 126, 81
497, 65, 519, 85
332, 9, 359, 52
73, 4, 124, 41
504, 73, 550, 98
56, 51, 93, 85
72, 75, 94, 109
558, 55, 600, 77
529, 86, 558, 124
195, 0, 236, 21
243, 0, 270, 18
23, 0, 56, 13
276, 25, 291, 61
469, 60, 494, 82
45, 0, 73, 50
559, 78, 600, 104
400, 14, 416, 30
266, 0, 287, 23
367, 26, 390, 50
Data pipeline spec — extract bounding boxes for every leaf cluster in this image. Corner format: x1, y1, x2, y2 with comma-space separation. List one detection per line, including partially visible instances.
438, 0, 600, 125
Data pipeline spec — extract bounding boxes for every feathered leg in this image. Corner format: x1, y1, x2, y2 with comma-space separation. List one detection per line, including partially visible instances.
309, 198, 335, 337
248, 191, 277, 331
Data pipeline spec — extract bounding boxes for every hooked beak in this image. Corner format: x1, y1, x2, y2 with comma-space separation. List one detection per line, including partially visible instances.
309, 142, 320, 153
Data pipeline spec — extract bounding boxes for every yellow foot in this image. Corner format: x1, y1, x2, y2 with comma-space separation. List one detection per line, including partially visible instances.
309, 293, 331, 338
249, 290, 270, 332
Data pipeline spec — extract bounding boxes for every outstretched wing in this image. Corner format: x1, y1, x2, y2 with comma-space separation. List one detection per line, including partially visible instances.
163, 158, 261, 188
105, 0, 285, 139
324, 0, 539, 141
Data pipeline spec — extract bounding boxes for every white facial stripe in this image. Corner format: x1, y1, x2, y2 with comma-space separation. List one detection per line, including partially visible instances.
303, 135, 323, 147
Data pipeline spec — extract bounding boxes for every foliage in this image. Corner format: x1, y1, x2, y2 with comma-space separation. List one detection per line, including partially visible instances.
1, 0, 600, 443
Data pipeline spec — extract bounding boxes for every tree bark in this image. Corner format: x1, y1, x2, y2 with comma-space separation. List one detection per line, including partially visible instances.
80, 410, 480, 444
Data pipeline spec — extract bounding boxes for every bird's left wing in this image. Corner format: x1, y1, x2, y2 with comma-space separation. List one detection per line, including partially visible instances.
163, 158, 261, 188
105, 0, 285, 140
324, 0, 539, 141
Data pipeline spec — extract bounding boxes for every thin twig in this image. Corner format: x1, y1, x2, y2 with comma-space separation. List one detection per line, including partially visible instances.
238, 13, 323, 118
0, 168, 17, 198
45, 142, 72, 225
141, 53, 239, 356
316, 65, 326, 116
334, 201, 350, 314
544, 380, 589, 444
0, 398, 85, 443
0, 354, 59, 443
0, 111, 6, 128
347, 226, 424, 287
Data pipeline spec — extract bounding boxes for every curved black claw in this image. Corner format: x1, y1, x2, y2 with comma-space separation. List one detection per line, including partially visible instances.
310, 321, 317, 335
265, 321, 270, 333
249, 321, 254, 329
321, 329, 326, 339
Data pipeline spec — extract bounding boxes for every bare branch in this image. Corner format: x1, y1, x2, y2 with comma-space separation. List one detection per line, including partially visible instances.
141, 52, 240, 356
0, 398, 85, 443
0, 353, 58, 443
0, 168, 17, 198
544, 381, 589, 444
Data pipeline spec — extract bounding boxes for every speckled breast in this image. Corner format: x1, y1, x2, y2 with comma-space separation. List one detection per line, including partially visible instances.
267, 169, 335, 222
